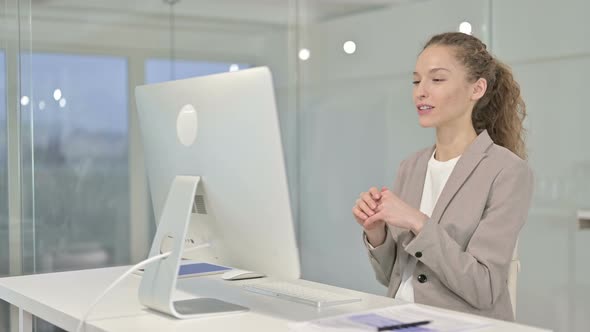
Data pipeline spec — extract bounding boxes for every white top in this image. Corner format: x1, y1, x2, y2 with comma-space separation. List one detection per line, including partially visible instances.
394, 151, 460, 302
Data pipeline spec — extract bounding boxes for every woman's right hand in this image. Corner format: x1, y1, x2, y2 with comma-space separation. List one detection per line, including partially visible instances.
353, 187, 386, 246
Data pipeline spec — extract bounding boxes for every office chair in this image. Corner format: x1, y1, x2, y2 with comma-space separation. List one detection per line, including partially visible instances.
508, 239, 521, 318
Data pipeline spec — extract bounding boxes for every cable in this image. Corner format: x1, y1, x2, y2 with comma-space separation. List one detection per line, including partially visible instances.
75, 242, 211, 332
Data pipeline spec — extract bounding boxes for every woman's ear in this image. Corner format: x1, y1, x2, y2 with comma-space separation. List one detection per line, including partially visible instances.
471, 77, 487, 101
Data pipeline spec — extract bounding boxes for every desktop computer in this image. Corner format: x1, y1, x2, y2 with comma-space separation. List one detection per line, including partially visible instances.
135, 67, 300, 318
135, 67, 359, 319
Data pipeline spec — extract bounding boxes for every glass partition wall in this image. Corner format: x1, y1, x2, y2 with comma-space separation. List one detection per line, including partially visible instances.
0, 1, 298, 331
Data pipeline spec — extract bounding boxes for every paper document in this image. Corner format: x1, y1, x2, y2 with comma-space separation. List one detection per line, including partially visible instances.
289, 303, 491, 332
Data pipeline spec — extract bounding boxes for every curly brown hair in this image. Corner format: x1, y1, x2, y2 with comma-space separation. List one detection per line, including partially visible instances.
424, 32, 527, 159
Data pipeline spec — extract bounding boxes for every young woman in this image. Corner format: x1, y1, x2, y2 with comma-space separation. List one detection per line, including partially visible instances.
353, 32, 533, 321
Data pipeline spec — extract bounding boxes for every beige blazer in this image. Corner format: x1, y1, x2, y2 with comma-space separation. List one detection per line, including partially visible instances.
365, 130, 533, 321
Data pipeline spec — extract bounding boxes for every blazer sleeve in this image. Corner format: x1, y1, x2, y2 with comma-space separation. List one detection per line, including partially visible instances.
404, 160, 534, 310
363, 159, 406, 287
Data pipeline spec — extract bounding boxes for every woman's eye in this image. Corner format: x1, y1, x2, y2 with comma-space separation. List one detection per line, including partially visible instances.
412, 80, 420, 85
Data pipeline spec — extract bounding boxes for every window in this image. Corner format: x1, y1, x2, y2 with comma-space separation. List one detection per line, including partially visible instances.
145, 59, 251, 84
19, 53, 129, 273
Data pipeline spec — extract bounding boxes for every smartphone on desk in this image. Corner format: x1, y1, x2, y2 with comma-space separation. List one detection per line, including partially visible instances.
178, 262, 232, 278
135, 262, 232, 278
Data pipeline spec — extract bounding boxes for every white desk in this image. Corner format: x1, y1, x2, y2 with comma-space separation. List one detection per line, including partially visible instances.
0, 266, 550, 332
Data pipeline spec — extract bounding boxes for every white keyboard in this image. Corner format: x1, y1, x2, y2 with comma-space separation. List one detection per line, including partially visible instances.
243, 281, 362, 308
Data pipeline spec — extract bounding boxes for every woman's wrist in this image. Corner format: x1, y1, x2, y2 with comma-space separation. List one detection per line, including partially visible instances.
365, 225, 386, 247
411, 212, 428, 235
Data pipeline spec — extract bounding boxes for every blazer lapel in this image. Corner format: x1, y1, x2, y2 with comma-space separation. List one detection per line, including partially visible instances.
394, 145, 433, 246
429, 130, 493, 223
406, 146, 434, 210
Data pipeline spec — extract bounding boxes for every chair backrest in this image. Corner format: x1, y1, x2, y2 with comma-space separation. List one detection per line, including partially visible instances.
507, 239, 520, 318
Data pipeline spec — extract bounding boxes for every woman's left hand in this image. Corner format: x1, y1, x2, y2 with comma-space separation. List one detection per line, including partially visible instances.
364, 187, 429, 234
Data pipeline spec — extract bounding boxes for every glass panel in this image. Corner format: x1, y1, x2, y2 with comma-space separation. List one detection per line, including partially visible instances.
0, 49, 8, 331
493, 1, 590, 330
1, 3, 13, 332
19, 53, 129, 274
6, 0, 297, 330
296, 1, 589, 332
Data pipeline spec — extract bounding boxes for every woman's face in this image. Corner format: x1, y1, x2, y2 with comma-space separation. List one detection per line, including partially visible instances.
413, 45, 482, 129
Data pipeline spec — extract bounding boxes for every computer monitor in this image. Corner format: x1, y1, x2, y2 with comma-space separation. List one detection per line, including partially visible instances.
134, 67, 300, 318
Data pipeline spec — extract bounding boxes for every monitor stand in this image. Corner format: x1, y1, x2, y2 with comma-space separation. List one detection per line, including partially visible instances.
138, 175, 248, 319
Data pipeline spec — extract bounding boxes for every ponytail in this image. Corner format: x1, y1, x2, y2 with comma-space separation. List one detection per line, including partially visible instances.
424, 32, 527, 159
